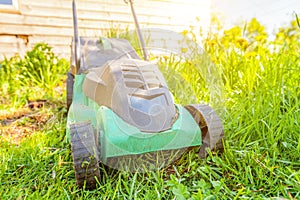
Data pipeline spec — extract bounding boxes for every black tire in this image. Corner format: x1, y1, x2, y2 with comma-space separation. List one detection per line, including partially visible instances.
70, 121, 100, 190
185, 104, 224, 158
67, 72, 74, 111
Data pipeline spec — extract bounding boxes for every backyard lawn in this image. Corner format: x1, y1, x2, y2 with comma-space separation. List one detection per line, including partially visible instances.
0, 18, 299, 199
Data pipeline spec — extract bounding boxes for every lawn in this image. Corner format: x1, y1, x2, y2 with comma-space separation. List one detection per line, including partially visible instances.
0, 18, 299, 199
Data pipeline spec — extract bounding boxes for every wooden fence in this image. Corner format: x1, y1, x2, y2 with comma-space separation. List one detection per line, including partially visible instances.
0, 0, 211, 60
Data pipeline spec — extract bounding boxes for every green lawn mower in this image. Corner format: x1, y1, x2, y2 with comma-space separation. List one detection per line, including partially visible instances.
67, 0, 224, 189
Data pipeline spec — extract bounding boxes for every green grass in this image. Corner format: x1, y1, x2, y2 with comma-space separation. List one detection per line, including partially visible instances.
0, 19, 300, 199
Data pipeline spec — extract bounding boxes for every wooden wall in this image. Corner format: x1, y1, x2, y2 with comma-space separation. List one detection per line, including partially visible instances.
0, 0, 211, 60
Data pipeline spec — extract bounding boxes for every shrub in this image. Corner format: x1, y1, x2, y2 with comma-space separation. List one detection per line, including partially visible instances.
0, 43, 69, 102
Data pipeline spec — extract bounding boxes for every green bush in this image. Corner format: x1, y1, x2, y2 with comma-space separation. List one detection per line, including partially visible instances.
0, 43, 69, 102
20, 43, 69, 95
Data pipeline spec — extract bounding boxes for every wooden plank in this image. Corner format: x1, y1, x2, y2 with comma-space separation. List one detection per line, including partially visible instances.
18, 1, 210, 25
1, 0, 209, 28
0, 13, 192, 36
19, 3, 166, 19
28, 36, 72, 45
1, 0, 210, 25
19, 5, 194, 26
0, 13, 132, 30
0, 23, 190, 37
0, 44, 19, 50
0, 14, 205, 35
0, 1, 211, 35
20, 0, 201, 15
0, 38, 26, 46
27, 43, 70, 51
0, 35, 19, 43
0, 45, 20, 54
0, 24, 100, 37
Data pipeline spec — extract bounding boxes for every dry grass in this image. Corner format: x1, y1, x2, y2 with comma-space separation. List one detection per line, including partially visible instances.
0, 101, 54, 144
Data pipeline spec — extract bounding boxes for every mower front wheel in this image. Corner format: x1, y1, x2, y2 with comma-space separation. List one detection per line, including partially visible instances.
70, 121, 100, 190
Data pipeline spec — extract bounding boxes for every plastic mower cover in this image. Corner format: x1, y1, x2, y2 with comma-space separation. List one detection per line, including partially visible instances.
70, 37, 140, 74
67, 74, 202, 161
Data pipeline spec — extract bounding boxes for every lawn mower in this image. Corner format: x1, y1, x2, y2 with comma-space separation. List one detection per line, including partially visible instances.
66, 0, 224, 189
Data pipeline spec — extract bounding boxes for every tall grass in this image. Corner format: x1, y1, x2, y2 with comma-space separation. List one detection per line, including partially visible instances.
0, 18, 299, 199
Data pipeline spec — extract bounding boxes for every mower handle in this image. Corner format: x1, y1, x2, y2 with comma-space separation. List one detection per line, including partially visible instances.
124, 0, 148, 61
72, 0, 80, 74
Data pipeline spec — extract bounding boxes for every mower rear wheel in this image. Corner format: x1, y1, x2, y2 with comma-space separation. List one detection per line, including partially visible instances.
185, 104, 224, 158
67, 72, 74, 111
70, 121, 100, 190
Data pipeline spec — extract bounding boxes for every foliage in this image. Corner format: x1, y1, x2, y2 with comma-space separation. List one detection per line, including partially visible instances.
0, 43, 69, 105
0, 17, 300, 199
20, 43, 69, 94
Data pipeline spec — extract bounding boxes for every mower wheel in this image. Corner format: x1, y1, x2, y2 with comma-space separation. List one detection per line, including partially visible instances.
70, 121, 100, 190
185, 104, 224, 158
67, 72, 74, 111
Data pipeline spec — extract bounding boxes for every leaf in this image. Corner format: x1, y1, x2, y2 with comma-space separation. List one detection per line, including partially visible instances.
211, 181, 221, 188
197, 179, 211, 190
172, 183, 190, 200
204, 195, 216, 200
167, 174, 178, 186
